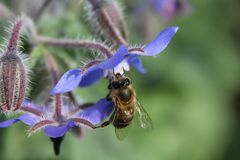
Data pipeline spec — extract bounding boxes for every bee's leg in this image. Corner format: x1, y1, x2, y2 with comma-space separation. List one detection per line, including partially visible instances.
95, 113, 115, 128
99, 120, 112, 128
79, 103, 94, 109
94, 119, 112, 128
108, 83, 112, 89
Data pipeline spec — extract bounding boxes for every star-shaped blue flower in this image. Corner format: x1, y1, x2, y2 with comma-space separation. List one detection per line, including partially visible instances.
0, 98, 114, 138
51, 27, 178, 94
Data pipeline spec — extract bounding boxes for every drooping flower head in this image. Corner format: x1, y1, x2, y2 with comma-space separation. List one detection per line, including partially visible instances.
0, 96, 114, 137
0, 47, 115, 155
51, 26, 178, 94
0, 96, 114, 153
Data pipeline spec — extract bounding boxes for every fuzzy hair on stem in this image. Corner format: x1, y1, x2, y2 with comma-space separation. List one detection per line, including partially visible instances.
37, 36, 113, 58
44, 53, 63, 117
7, 18, 23, 52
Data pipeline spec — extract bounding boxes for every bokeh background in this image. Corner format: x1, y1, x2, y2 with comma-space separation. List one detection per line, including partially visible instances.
1, 0, 240, 160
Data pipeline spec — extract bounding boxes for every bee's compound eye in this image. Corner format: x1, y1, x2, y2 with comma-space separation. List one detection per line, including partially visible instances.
112, 82, 120, 89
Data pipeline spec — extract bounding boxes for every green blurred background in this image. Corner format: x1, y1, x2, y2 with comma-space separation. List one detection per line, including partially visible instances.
1, 0, 240, 160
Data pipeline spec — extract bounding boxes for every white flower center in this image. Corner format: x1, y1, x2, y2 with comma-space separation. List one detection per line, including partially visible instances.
113, 59, 130, 74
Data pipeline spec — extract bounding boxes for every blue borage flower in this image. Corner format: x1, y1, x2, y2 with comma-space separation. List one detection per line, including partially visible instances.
0, 98, 114, 138
51, 27, 179, 94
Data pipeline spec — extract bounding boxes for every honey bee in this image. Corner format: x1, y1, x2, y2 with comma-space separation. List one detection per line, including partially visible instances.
99, 73, 153, 140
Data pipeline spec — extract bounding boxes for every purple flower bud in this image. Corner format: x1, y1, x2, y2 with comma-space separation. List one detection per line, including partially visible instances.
0, 19, 27, 112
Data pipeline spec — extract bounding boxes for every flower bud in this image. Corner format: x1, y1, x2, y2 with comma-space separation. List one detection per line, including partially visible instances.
0, 18, 27, 112
86, 0, 128, 48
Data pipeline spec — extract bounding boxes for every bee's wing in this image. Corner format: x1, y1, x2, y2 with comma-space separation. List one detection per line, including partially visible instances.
115, 127, 130, 141
113, 98, 132, 141
135, 98, 153, 130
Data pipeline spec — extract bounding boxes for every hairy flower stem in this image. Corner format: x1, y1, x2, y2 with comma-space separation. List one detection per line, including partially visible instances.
97, 8, 128, 46
7, 19, 23, 53
8, 16, 112, 58
37, 36, 112, 58
54, 94, 62, 118
44, 53, 62, 117
15, 16, 114, 59
20, 106, 43, 116
44, 53, 59, 85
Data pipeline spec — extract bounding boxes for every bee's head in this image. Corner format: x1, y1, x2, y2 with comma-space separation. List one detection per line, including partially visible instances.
110, 74, 131, 89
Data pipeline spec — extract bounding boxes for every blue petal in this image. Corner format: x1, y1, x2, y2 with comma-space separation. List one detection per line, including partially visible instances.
78, 98, 114, 125
79, 66, 105, 87
97, 45, 129, 69
51, 69, 82, 94
142, 27, 179, 56
0, 114, 38, 128
127, 55, 146, 74
44, 120, 75, 138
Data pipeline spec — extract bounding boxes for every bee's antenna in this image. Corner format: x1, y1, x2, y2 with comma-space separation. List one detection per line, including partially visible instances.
122, 70, 126, 75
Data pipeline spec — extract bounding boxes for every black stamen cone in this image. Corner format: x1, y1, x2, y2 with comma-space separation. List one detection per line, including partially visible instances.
50, 136, 64, 156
